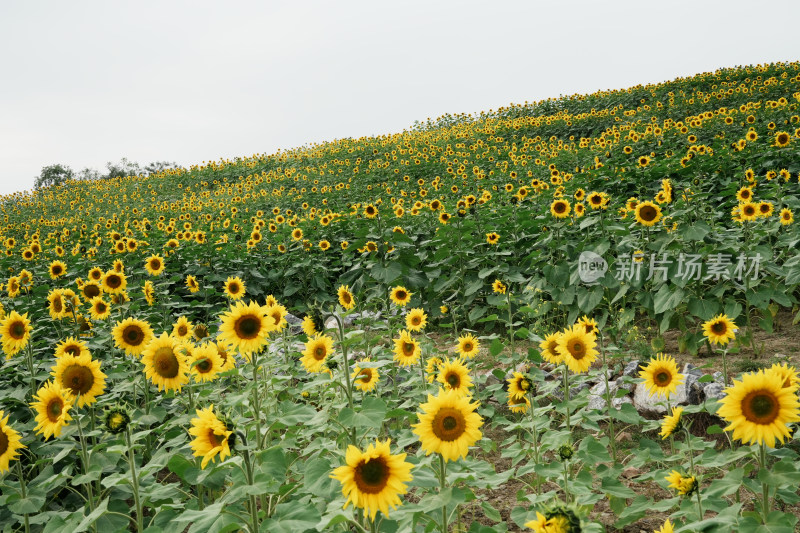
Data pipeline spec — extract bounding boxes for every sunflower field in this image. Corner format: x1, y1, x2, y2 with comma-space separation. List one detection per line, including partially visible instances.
1, 61, 800, 533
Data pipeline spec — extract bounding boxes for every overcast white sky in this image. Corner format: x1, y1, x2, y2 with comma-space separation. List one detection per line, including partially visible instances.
1, 0, 798, 197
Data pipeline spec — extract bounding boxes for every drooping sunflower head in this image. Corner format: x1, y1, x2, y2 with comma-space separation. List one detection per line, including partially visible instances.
768, 362, 800, 389
337, 285, 356, 310
389, 286, 412, 307
412, 388, 483, 462
330, 438, 414, 521
492, 279, 507, 294
52, 352, 107, 408
47, 289, 67, 320
112, 317, 154, 357
578, 315, 599, 335
456, 333, 480, 359
526, 503, 583, 533
702, 314, 737, 346
186, 275, 200, 292
141, 333, 190, 392
189, 405, 234, 469
436, 358, 473, 396
665, 470, 697, 496
507, 372, 532, 400
639, 353, 684, 399
405, 308, 427, 332
717, 369, 800, 447
556, 324, 599, 374
263, 304, 287, 331
301, 334, 335, 373
660, 407, 683, 440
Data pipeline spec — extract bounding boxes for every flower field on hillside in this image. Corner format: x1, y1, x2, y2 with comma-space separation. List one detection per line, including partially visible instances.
1, 62, 800, 532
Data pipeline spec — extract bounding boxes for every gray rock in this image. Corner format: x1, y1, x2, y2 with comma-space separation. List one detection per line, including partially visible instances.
703, 382, 726, 401
284, 313, 303, 334
612, 396, 633, 409
682, 363, 703, 376
551, 381, 590, 401
712, 371, 724, 383
632, 380, 687, 417
684, 373, 704, 405
622, 360, 642, 377
616, 376, 634, 391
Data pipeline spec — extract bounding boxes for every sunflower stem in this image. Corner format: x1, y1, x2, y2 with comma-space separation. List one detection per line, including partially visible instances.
760, 443, 770, 524
24, 342, 36, 400
562, 365, 571, 433
240, 434, 260, 533
15, 460, 30, 533
684, 428, 702, 520
599, 331, 617, 462
438, 454, 448, 533
506, 290, 515, 357
562, 459, 571, 503
721, 348, 730, 388
125, 426, 144, 532
76, 409, 97, 531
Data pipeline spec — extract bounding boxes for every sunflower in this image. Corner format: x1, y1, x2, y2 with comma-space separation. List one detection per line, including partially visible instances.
507, 394, 531, 414
186, 275, 200, 293
660, 407, 683, 440
538, 332, 563, 364
507, 372, 532, 400
556, 324, 598, 374
739, 202, 758, 222
587, 191, 604, 209
218, 301, 275, 359
49, 260, 67, 280
492, 279, 507, 294
189, 342, 224, 382
639, 353, 684, 399
301, 334, 334, 373
104, 408, 130, 434
31, 381, 73, 440
654, 519, 674, 533
223, 276, 246, 300
412, 388, 483, 462
330, 438, 414, 521
80, 281, 102, 300
779, 208, 794, 225
758, 201, 774, 218
6, 276, 20, 298
578, 315, 598, 335
48, 289, 67, 320
437, 358, 473, 396
264, 303, 287, 331
550, 199, 571, 218
189, 405, 233, 469
102, 270, 127, 294
0, 311, 32, 359
665, 470, 697, 496
338, 285, 356, 310
88, 266, 104, 281
352, 360, 380, 392
215, 341, 237, 371
112, 317, 154, 357
0, 410, 26, 473
88, 296, 111, 321
389, 286, 412, 307
456, 332, 480, 359
143, 280, 155, 306
301, 315, 317, 336
144, 254, 165, 276
291, 228, 304, 241
393, 330, 420, 366
54, 336, 90, 359
634, 201, 662, 227
172, 316, 193, 340
769, 362, 800, 389
405, 308, 427, 332
736, 186, 753, 203
774, 131, 791, 147
486, 232, 500, 245
52, 353, 106, 408
702, 314, 737, 345
364, 204, 378, 218
717, 369, 800, 447
141, 333, 190, 391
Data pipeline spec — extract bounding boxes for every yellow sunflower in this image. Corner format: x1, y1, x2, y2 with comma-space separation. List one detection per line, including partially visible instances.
405, 308, 427, 332
112, 317, 154, 357
172, 316, 193, 340
486, 232, 500, 245
301, 315, 317, 336
80, 281, 102, 301
186, 275, 200, 293
140, 333, 190, 392
264, 303, 288, 331
47, 289, 68, 320
717, 369, 800, 447
223, 276, 246, 300
351, 360, 380, 392
88, 266, 104, 282
665, 470, 697, 496
0, 410, 26, 473
702, 314, 737, 345
660, 407, 683, 440
425, 356, 442, 383
31, 381, 73, 440
739, 202, 758, 222
49, 260, 67, 280
102, 270, 128, 294
507, 394, 531, 414
768, 362, 800, 389
301, 334, 334, 373
556, 324, 598, 374
539, 331, 564, 364
780, 208, 794, 225
655, 519, 674, 533
389, 286, 412, 307
492, 279, 507, 294
189, 342, 224, 382
550, 199, 571, 218
436, 358, 473, 397
393, 330, 420, 366
578, 315, 599, 335
412, 388, 483, 462
0, 311, 32, 359
456, 332, 480, 359
189, 405, 233, 469
217, 300, 275, 359
634, 201, 663, 227
52, 353, 106, 408
144, 254, 165, 276
88, 296, 111, 321
639, 353, 684, 399
330, 438, 414, 521
54, 336, 90, 359
143, 280, 155, 306
736, 186, 753, 203
338, 285, 356, 310
6, 276, 20, 298
507, 372, 532, 400
214, 341, 237, 371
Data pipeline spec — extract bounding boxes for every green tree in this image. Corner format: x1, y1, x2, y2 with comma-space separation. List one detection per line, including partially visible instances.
34, 164, 74, 189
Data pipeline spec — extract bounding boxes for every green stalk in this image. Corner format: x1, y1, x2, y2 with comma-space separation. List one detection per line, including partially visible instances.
125, 427, 144, 532
760, 443, 770, 524
76, 410, 97, 532
562, 459, 571, 503
239, 432, 260, 533
563, 365, 571, 433
506, 290, 515, 356
15, 461, 30, 533
439, 454, 448, 533
684, 428, 702, 520
250, 353, 262, 443
599, 332, 617, 462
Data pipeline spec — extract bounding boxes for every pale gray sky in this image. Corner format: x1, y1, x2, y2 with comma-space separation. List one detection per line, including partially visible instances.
1, 0, 798, 196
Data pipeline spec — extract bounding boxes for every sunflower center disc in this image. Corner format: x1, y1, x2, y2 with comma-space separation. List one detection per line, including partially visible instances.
744, 392, 779, 424
64, 365, 93, 394
197, 359, 211, 373
53, 299, 63, 313
655, 371, 671, 386
48, 400, 62, 421
178, 326, 188, 336
447, 373, 460, 388
235, 316, 260, 339
571, 342, 586, 359
0, 429, 8, 455
154, 348, 180, 379
124, 326, 144, 345
640, 206, 656, 221
207, 429, 221, 448
85, 285, 100, 298
432, 408, 466, 442
66, 346, 80, 356
403, 342, 414, 356
711, 322, 726, 334
314, 346, 326, 360
463, 343, 473, 353
107, 276, 121, 288
354, 457, 390, 493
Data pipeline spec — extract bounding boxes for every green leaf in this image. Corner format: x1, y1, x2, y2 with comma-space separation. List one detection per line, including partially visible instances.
260, 501, 322, 533
339, 396, 387, 428
601, 476, 636, 498
75, 497, 110, 533
480, 501, 502, 523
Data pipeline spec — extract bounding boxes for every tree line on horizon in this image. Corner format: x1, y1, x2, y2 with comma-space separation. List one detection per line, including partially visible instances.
33, 158, 183, 190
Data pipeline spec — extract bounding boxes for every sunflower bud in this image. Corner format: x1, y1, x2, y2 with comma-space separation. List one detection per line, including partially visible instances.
104, 407, 130, 434
558, 443, 574, 461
